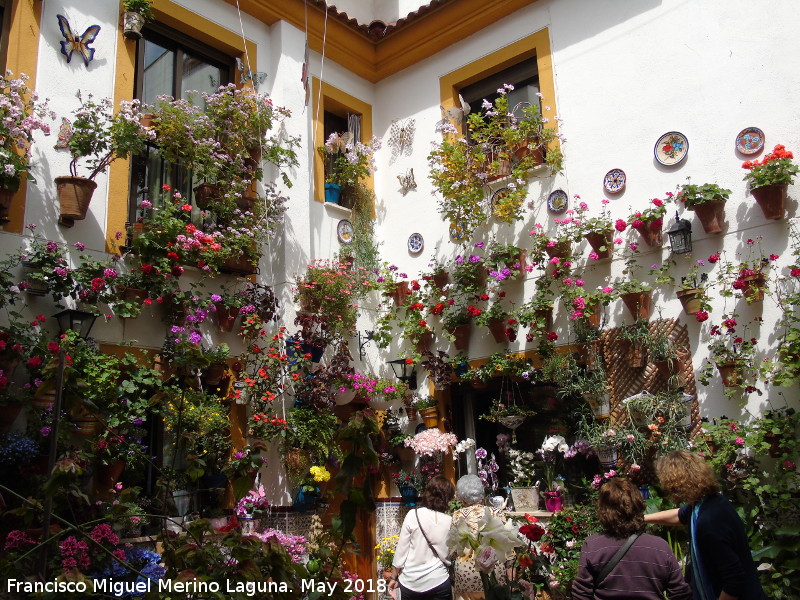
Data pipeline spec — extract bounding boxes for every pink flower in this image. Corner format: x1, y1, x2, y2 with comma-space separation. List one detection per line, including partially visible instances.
735, 437, 745, 446
601, 286, 613, 294
629, 243, 638, 251
613, 237, 622, 244
588, 252, 599, 260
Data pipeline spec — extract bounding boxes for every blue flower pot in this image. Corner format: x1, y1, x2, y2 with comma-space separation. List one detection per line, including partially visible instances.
399, 485, 418, 508
324, 183, 342, 204
639, 485, 650, 499
294, 487, 320, 512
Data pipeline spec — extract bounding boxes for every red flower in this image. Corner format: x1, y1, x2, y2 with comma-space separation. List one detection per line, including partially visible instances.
27, 356, 42, 369
631, 219, 644, 230
418, 320, 427, 327
695, 310, 709, 322
498, 291, 506, 298
518, 554, 533, 568
47, 342, 60, 354
144, 298, 153, 305
652, 198, 664, 207
769, 254, 779, 261
431, 303, 445, 315
404, 358, 414, 365
547, 332, 558, 342
91, 277, 106, 292
791, 268, 800, 277
181, 204, 192, 211
519, 523, 545, 542
614, 219, 627, 232
166, 252, 179, 262
480, 294, 489, 301
410, 280, 421, 291
708, 253, 720, 263
162, 184, 171, 191
171, 265, 184, 276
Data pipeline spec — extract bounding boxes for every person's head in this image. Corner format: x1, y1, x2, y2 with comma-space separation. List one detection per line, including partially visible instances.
456, 474, 485, 505
596, 478, 645, 538
422, 475, 455, 512
655, 450, 719, 505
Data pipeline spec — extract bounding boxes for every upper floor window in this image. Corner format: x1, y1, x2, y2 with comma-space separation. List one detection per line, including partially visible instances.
0, 0, 10, 72
129, 24, 234, 220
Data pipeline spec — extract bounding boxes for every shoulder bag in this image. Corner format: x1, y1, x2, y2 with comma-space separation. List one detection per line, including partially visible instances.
414, 508, 455, 583
593, 532, 642, 589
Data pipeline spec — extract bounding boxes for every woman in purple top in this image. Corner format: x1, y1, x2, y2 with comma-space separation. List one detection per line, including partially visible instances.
572, 478, 691, 600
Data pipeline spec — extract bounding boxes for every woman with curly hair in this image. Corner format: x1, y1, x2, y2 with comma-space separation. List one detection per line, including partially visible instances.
389, 475, 455, 600
572, 478, 690, 599
646, 450, 766, 600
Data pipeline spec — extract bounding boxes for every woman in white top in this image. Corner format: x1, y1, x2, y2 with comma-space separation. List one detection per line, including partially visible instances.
389, 475, 455, 600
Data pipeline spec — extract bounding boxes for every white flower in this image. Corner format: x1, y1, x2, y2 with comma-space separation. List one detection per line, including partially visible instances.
480, 508, 523, 555
474, 545, 499, 573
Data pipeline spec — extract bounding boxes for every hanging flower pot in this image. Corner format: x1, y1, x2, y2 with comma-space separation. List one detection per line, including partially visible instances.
388, 281, 410, 307
740, 273, 767, 303
324, 183, 342, 204
204, 363, 227, 387
0, 187, 15, 223
0, 404, 23, 430
405, 406, 418, 421
596, 446, 618, 468
716, 361, 744, 387
764, 432, 786, 458
583, 391, 611, 420
55, 176, 97, 224
634, 220, 662, 246
576, 341, 603, 370
419, 406, 438, 428
71, 413, 101, 437
432, 271, 449, 290
487, 318, 508, 343
751, 183, 788, 220
447, 323, 472, 352
628, 341, 647, 368
215, 304, 239, 333
122, 11, 146, 40
653, 356, 683, 380
220, 255, 257, 276
584, 230, 614, 259
414, 332, 434, 355
95, 460, 126, 494
534, 308, 553, 332
692, 200, 726, 234
676, 287, 704, 315
31, 385, 57, 411
193, 183, 221, 210
621, 290, 653, 320
545, 241, 572, 260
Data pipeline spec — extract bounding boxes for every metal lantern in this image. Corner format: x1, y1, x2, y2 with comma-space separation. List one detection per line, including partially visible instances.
53, 308, 98, 338
667, 212, 693, 255
387, 358, 418, 390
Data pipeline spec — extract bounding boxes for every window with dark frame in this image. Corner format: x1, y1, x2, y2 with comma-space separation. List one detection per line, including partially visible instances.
0, 0, 10, 73
128, 23, 234, 228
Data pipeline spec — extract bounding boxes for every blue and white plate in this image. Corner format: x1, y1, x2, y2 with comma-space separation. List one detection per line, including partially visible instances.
736, 127, 765, 155
408, 232, 424, 254
603, 168, 626, 193
547, 189, 568, 214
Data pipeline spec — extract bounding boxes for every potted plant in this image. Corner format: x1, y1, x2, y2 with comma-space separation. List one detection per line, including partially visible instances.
413, 395, 439, 428
441, 296, 480, 352
646, 325, 684, 381
628, 196, 670, 246
677, 180, 731, 234
281, 408, 340, 482
58, 95, 146, 225
421, 350, 454, 391
614, 279, 653, 320
698, 315, 758, 389
485, 241, 527, 283
317, 132, 381, 207
475, 300, 513, 343
480, 399, 537, 443
398, 301, 434, 358
742, 144, 798, 220
676, 258, 712, 317
421, 255, 450, 291
18, 226, 75, 300
507, 448, 539, 511
576, 199, 615, 259
716, 238, 778, 304
121, 0, 155, 40
391, 469, 422, 506
618, 319, 650, 368
376, 535, 400, 580
0, 73, 51, 222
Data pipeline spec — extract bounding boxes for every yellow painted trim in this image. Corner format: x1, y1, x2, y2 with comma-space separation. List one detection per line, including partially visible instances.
106, 0, 258, 252
439, 29, 558, 152
4, 0, 43, 234
232, 0, 537, 83
311, 78, 373, 204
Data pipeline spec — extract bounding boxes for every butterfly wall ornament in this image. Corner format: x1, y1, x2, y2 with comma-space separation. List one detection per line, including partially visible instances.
388, 118, 415, 163
57, 15, 101, 68
235, 57, 267, 90
397, 168, 417, 195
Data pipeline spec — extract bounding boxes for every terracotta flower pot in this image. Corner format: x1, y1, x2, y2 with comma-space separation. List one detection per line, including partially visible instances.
692, 200, 726, 234
0, 404, 23, 430
95, 460, 126, 493
388, 281, 410, 307
628, 341, 647, 368
716, 361, 744, 387
577, 341, 603, 370
193, 183, 221, 209
584, 309, 601, 329
534, 307, 553, 332
621, 290, 652, 320
414, 331, 434, 355
741, 273, 767, 303
764, 432, 786, 458
751, 183, 788, 220
220, 255, 257, 275
676, 288, 703, 315
204, 363, 227, 387
635, 221, 662, 246
0, 187, 15, 223
487, 318, 508, 343
653, 357, 682, 379
55, 176, 97, 224
545, 241, 572, 259
584, 230, 614, 259
215, 304, 239, 332
432, 271, 449, 290
447, 323, 472, 352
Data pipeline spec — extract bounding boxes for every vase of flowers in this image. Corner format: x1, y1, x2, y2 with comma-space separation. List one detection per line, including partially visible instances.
507, 448, 539, 511
742, 144, 798, 220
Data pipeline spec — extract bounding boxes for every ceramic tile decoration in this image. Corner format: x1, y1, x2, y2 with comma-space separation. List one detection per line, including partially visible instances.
449, 221, 466, 243
337, 219, 353, 244
491, 187, 510, 216
736, 127, 765, 155
603, 169, 626, 193
547, 189, 569, 214
407, 232, 424, 253
654, 132, 689, 166
57, 15, 100, 67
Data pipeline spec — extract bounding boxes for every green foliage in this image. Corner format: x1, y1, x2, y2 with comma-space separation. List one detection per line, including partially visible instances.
123, 0, 155, 20
677, 181, 731, 209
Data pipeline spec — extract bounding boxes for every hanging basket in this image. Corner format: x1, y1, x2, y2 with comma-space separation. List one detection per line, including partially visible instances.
741, 273, 767, 303
621, 290, 652, 320
676, 287, 704, 315
751, 183, 788, 220
487, 318, 508, 343
55, 176, 97, 224
716, 361, 744, 387
447, 323, 472, 352
692, 200, 726, 234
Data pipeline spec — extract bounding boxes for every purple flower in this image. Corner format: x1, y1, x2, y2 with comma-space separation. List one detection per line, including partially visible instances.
475, 448, 488, 460
468, 255, 481, 263
54, 267, 68, 277
133, 418, 143, 425
140, 200, 153, 209
210, 294, 222, 302
474, 242, 485, 248
40, 426, 51, 437
188, 332, 202, 345
103, 268, 117, 278
73, 242, 86, 251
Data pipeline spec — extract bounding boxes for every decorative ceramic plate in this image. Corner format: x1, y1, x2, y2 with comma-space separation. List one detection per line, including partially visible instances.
337, 219, 353, 244
736, 127, 765, 155
407, 232, 424, 254
547, 189, 569, 214
654, 132, 689, 166
449, 221, 466, 243
603, 168, 626, 193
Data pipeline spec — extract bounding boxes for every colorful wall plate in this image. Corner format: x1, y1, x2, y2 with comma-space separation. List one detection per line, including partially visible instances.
736, 127, 765, 155
547, 189, 569, 214
449, 222, 466, 243
491, 187, 511, 216
337, 219, 353, 244
654, 131, 689, 166
407, 232, 424, 254
603, 169, 626, 193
